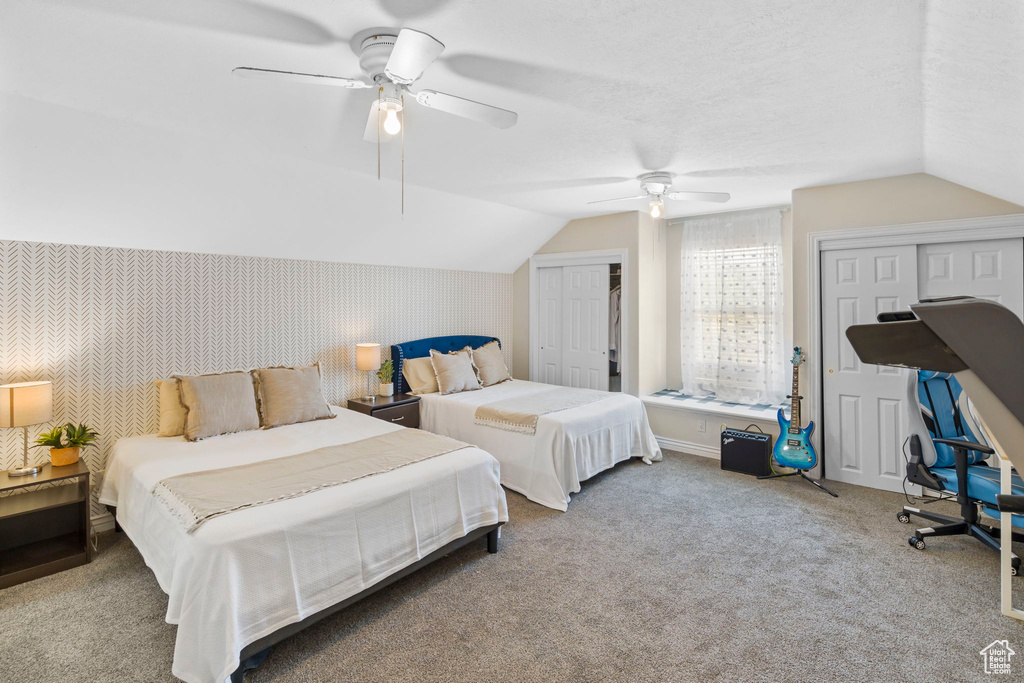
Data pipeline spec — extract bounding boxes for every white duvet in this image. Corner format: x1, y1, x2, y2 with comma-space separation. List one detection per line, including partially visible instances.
98, 408, 507, 683
419, 380, 661, 511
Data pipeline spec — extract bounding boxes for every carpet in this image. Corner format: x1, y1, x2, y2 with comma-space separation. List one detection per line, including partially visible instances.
2, 450, 1021, 682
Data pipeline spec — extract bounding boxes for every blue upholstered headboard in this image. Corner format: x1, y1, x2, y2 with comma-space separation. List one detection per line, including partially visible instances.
391, 335, 500, 394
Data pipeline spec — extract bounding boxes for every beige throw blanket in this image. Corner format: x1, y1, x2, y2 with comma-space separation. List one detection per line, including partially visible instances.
474, 387, 611, 435
154, 429, 471, 532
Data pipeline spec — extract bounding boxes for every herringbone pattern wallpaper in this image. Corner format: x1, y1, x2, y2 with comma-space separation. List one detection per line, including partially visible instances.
0, 240, 513, 516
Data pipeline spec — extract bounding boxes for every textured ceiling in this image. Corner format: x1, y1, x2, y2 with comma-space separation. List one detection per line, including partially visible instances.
0, 0, 1020, 272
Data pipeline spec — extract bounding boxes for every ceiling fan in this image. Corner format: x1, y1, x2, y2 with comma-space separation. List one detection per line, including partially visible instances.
587, 172, 731, 218
233, 28, 518, 142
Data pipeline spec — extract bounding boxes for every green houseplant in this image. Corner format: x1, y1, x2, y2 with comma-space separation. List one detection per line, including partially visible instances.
376, 358, 395, 397
34, 422, 99, 467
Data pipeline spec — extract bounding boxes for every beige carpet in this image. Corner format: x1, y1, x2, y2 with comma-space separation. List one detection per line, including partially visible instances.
2, 450, 1022, 682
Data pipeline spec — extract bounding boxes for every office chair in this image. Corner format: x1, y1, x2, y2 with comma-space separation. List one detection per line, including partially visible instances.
898, 370, 1024, 574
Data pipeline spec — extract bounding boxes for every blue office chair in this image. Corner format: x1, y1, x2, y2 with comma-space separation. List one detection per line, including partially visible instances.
898, 370, 1024, 574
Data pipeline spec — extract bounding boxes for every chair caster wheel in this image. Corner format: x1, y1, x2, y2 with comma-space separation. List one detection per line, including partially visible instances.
897, 512, 911, 524
909, 537, 926, 550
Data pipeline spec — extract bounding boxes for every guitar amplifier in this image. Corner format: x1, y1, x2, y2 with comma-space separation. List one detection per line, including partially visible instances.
720, 428, 774, 477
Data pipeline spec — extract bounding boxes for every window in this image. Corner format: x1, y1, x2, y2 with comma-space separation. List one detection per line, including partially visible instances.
680, 209, 786, 404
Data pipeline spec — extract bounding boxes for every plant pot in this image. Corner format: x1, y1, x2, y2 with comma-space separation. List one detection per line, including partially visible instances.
50, 446, 80, 467
379, 382, 394, 397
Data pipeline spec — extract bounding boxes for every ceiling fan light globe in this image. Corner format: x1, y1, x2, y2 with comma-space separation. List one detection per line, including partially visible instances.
649, 198, 664, 218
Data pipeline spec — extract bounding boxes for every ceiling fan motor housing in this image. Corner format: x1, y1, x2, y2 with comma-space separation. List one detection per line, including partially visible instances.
638, 172, 673, 196
359, 34, 398, 82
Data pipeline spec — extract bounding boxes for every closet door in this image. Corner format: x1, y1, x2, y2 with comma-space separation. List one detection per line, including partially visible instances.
561, 264, 610, 390
536, 267, 564, 384
822, 246, 918, 492
918, 238, 1024, 319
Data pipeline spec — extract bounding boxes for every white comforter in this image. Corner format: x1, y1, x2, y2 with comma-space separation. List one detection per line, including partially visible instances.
419, 380, 661, 511
98, 408, 507, 683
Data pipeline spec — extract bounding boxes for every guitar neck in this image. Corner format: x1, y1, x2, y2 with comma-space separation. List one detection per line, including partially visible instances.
790, 364, 801, 428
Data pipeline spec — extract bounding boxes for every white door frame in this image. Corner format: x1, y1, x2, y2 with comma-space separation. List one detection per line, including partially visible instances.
807, 213, 1024, 474
530, 248, 630, 393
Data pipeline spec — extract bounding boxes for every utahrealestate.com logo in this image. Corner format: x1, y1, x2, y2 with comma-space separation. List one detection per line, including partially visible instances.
980, 640, 1015, 675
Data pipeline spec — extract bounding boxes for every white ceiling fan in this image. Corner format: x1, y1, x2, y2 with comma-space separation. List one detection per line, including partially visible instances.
233, 28, 518, 142
587, 172, 731, 217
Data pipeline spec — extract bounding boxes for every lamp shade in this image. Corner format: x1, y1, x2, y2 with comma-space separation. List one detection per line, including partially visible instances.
355, 343, 382, 372
0, 381, 53, 428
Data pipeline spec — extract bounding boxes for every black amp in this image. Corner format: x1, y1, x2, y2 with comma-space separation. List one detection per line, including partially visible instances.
720, 428, 773, 477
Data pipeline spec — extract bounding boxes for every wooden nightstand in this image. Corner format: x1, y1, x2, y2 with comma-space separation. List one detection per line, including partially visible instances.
347, 393, 421, 429
0, 460, 93, 589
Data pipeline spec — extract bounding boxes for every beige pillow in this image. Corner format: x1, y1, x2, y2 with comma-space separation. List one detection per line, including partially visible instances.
402, 356, 440, 395
253, 364, 334, 428
471, 341, 511, 387
154, 378, 187, 437
430, 347, 482, 395
176, 371, 261, 441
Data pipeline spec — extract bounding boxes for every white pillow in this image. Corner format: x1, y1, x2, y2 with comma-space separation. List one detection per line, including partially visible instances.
430, 348, 482, 395
402, 356, 439, 395
471, 340, 511, 387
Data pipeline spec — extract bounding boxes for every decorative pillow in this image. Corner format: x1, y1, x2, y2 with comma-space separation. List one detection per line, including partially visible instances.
430, 347, 482, 395
252, 364, 334, 428
471, 341, 511, 387
154, 378, 187, 437
402, 356, 440, 395
175, 371, 261, 441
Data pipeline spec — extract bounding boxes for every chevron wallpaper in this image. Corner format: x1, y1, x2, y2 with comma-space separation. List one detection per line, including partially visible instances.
0, 239, 513, 517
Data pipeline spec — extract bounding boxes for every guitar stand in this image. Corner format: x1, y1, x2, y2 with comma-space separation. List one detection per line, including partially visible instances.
757, 469, 838, 497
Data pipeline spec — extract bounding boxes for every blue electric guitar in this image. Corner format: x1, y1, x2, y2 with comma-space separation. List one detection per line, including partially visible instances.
759, 347, 837, 496
773, 347, 817, 469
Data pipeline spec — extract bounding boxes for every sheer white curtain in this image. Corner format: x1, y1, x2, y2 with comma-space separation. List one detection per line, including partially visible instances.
680, 209, 786, 404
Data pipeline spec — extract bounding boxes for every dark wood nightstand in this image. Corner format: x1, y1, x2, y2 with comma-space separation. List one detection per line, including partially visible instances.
0, 460, 93, 589
347, 393, 421, 429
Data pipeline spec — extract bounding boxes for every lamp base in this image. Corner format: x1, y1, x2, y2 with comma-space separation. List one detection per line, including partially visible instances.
7, 464, 44, 477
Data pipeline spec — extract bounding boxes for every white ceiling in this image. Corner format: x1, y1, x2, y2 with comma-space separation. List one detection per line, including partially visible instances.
0, 0, 1020, 272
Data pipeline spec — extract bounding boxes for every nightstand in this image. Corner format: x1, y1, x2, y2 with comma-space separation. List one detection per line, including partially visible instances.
0, 460, 93, 589
347, 393, 421, 429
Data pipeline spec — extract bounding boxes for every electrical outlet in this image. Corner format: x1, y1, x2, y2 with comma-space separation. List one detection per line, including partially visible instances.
697, 419, 707, 433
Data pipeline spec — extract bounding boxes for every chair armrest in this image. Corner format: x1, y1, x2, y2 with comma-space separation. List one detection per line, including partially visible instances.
932, 437, 995, 455
997, 495, 1024, 514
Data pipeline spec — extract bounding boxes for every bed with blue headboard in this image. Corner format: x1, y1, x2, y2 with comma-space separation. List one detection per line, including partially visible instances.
391, 334, 661, 511
391, 335, 500, 394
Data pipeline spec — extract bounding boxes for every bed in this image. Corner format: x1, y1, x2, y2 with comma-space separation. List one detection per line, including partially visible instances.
392, 335, 661, 511
98, 407, 507, 683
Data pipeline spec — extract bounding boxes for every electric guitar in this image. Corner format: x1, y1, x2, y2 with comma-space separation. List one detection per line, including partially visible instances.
772, 347, 818, 470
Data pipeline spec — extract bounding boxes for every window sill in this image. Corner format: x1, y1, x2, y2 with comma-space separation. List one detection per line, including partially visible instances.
642, 391, 784, 422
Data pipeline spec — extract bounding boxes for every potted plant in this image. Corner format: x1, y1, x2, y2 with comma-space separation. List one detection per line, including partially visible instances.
34, 423, 100, 467
377, 358, 395, 397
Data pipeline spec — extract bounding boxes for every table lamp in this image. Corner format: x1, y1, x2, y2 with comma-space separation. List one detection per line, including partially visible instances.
355, 343, 381, 402
1, 381, 53, 477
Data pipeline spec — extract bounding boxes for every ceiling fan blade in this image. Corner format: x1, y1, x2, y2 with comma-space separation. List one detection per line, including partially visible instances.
414, 90, 517, 128
384, 28, 445, 84
233, 67, 370, 88
666, 191, 731, 203
586, 195, 647, 205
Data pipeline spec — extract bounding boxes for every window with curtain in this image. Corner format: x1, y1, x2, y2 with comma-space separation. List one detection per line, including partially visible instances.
680, 208, 786, 405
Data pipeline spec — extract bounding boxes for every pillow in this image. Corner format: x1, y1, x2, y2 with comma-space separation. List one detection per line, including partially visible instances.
252, 364, 334, 428
175, 371, 261, 441
154, 378, 187, 437
471, 340, 511, 387
430, 347, 482, 395
402, 356, 439, 395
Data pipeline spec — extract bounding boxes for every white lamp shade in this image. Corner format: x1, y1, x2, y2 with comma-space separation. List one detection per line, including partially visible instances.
0, 381, 53, 428
355, 343, 382, 372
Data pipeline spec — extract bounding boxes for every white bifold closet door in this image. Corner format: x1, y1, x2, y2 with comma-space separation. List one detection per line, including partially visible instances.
822, 238, 1024, 492
535, 264, 610, 390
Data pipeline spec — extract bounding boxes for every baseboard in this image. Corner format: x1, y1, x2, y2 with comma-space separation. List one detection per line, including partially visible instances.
655, 436, 719, 460
92, 511, 115, 533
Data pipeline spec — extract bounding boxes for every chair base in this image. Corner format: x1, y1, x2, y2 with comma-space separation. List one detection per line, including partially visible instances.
899, 505, 1023, 575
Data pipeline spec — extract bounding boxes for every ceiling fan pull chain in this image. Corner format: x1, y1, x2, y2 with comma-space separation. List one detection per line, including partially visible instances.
401, 94, 405, 216
377, 86, 383, 180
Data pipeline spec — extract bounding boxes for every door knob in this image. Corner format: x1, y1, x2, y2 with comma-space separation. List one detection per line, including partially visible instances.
828, 368, 834, 373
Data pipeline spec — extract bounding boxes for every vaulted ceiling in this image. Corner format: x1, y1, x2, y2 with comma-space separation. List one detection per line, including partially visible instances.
1, 1, 1020, 272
